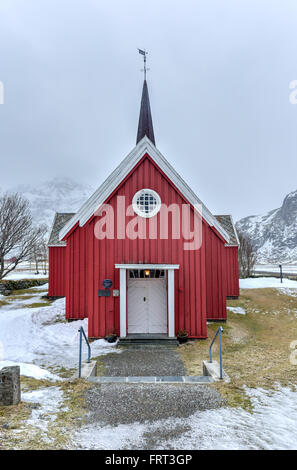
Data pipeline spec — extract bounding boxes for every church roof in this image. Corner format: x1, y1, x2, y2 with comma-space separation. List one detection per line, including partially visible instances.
214, 215, 239, 246
48, 212, 75, 246
136, 80, 155, 145
59, 137, 231, 243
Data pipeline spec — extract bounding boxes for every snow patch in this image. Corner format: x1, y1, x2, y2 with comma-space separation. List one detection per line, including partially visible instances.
240, 277, 297, 289
4, 271, 48, 280
22, 387, 64, 433
0, 361, 62, 381
0, 296, 117, 370
227, 306, 246, 315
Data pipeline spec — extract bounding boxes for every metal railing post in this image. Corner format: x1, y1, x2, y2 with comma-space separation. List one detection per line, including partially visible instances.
78, 326, 91, 378
219, 327, 223, 380
209, 326, 223, 380
78, 327, 82, 378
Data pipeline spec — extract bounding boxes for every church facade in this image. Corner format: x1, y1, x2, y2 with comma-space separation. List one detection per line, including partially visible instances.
48, 79, 239, 340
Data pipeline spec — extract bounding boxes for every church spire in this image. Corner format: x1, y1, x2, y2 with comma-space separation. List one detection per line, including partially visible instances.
136, 49, 155, 145
136, 80, 155, 145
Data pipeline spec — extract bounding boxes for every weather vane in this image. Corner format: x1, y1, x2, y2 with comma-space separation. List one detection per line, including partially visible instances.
138, 48, 149, 80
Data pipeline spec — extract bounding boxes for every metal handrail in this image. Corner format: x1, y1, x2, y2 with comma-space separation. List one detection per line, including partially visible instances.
78, 326, 91, 378
209, 326, 223, 380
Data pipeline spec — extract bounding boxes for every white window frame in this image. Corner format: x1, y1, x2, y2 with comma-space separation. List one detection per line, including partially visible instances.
132, 188, 161, 218
115, 264, 179, 338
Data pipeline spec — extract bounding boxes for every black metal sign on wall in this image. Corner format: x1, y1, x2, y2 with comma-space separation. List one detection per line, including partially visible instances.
98, 289, 111, 297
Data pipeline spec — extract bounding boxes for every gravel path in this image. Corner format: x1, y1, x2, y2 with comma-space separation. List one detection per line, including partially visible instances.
79, 348, 225, 449
84, 383, 225, 426
98, 348, 186, 376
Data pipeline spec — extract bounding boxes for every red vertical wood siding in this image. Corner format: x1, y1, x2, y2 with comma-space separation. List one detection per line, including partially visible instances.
48, 247, 66, 297
64, 154, 229, 335
83, 155, 222, 338
205, 228, 227, 320
224, 246, 240, 297
65, 226, 88, 319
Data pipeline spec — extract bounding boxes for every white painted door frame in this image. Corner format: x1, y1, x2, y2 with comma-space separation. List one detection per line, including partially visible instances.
115, 264, 179, 338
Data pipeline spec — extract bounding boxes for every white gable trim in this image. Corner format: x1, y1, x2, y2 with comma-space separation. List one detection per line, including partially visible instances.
59, 137, 230, 242
115, 263, 180, 270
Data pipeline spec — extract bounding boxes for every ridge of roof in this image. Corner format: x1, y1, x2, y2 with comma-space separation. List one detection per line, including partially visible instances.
59, 137, 230, 243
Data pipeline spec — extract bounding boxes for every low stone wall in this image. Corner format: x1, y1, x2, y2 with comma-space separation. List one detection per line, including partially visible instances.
0, 366, 21, 406
0, 278, 48, 296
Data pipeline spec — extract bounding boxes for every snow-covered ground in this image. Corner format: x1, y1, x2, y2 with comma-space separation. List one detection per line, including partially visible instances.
2, 277, 297, 450
240, 277, 297, 289
4, 271, 48, 280
0, 284, 117, 376
74, 386, 297, 450
1, 261, 48, 280
17, 386, 66, 444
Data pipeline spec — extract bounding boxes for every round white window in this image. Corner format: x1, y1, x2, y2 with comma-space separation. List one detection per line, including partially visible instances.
132, 189, 161, 218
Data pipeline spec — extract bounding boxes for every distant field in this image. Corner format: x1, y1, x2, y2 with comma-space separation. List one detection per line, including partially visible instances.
254, 264, 297, 276
3, 261, 48, 280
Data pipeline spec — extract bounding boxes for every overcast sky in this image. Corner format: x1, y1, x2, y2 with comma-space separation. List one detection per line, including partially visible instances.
0, 0, 296, 221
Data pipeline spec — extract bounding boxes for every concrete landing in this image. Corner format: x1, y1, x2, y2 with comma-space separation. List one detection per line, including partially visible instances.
89, 375, 213, 384
203, 360, 230, 382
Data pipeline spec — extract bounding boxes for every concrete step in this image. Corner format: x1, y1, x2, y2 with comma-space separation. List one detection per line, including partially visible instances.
89, 375, 213, 384
118, 334, 179, 349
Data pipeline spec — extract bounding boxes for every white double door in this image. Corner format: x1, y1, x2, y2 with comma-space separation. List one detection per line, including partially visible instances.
127, 278, 167, 334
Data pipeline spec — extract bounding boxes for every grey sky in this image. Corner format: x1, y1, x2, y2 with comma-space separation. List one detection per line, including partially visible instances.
0, 0, 296, 221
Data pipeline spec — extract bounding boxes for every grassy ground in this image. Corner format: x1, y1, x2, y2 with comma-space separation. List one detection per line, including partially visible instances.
2, 286, 297, 448
1, 287, 53, 308
179, 288, 297, 409
0, 377, 92, 450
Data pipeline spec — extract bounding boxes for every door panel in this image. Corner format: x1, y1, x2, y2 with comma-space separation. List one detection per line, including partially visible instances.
127, 278, 167, 334
128, 280, 148, 333
148, 279, 167, 333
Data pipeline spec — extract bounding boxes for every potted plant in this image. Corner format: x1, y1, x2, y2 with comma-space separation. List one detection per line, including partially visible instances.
177, 329, 188, 344
105, 330, 117, 343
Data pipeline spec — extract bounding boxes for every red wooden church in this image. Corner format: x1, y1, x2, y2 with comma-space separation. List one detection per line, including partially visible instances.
48, 78, 239, 341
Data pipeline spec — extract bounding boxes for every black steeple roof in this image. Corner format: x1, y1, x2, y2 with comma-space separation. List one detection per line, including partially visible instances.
136, 80, 155, 145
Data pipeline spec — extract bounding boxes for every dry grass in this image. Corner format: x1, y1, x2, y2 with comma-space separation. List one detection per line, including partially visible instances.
179, 288, 297, 409
0, 377, 92, 450
24, 301, 52, 308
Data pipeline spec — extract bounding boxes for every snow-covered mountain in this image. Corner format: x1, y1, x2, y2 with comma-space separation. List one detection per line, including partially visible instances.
11, 177, 94, 230
236, 190, 297, 263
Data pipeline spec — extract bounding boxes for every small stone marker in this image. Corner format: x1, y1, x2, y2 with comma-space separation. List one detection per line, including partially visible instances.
0, 366, 21, 406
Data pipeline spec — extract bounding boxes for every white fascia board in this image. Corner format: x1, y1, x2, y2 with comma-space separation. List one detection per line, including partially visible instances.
59, 140, 148, 240
48, 244, 66, 248
115, 264, 180, 270
59, 136, 230, 243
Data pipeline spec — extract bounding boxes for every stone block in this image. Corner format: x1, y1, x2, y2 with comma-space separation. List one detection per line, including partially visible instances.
0, 366, 21, 406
